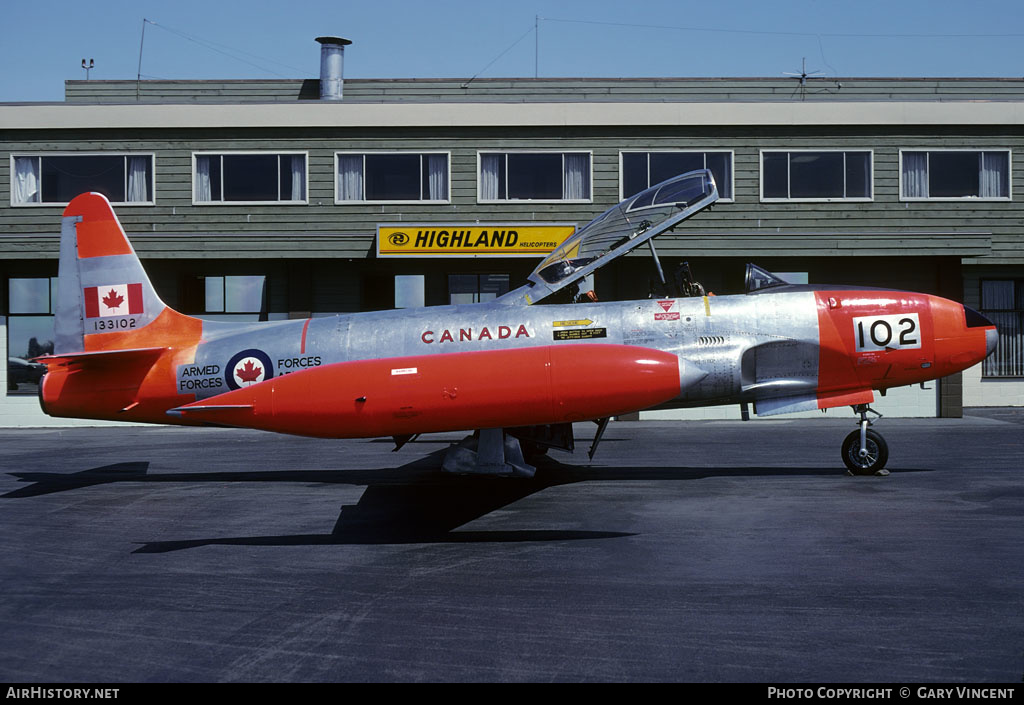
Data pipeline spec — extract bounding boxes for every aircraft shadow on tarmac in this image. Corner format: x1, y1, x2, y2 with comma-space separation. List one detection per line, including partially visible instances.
2, 450, 932, 553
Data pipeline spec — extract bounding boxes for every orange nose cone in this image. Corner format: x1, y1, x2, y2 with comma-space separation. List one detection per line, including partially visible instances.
931, 296, 998, 376
967, 308, 1000, 359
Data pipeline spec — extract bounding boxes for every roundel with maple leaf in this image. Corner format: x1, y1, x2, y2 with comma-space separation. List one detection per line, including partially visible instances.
225, 349, 274, 390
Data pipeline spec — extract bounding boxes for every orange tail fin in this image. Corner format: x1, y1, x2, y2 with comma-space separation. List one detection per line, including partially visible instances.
55, 192, 201, 354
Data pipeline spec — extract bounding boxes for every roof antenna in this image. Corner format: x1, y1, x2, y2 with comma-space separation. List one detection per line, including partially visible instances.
461, 22, 536, 89
783, 57, 824, 101
136, 18, 151, 102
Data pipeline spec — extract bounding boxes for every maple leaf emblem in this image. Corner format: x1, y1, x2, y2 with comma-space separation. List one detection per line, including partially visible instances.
236, 360, 263, 383
103, 289, 124, 310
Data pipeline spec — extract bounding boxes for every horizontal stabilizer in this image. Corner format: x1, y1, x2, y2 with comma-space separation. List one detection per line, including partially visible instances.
167, 404, 254, 419
35, 347, 166, 370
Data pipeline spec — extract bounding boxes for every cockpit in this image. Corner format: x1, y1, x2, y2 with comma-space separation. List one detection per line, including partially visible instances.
494, 170, 803, 306
743, 263, 791, 293
498, 169, 719, 306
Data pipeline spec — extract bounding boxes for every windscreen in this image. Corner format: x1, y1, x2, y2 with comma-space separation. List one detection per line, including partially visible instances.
530, 170, 717, 288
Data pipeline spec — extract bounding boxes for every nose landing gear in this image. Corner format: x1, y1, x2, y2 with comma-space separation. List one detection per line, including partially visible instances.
841, 404, 889, 476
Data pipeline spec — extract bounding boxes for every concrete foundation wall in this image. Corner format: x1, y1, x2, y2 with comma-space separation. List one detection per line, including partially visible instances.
963, 362, 1024, 407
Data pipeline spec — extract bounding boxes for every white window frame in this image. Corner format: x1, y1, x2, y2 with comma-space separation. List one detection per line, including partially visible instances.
759, 149, 874, 203
191, 151, 309, 205
334, 151, 451, 205
476, 149, 594, 204
898, 148, 1013, 202
618, 150, 735, 202
10, 152, 157, 207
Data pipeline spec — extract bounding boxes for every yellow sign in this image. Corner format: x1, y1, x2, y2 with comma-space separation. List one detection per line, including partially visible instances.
377, 223, 576, 257
553, 319, 594, 327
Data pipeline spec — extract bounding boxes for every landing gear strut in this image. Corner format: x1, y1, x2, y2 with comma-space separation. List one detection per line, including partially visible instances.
841, 404, 889, 476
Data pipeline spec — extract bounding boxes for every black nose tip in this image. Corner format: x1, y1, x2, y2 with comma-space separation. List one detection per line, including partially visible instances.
963, 306, 996, 329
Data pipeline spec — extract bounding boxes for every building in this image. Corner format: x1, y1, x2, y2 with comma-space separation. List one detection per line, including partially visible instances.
2, 39, 1022, 426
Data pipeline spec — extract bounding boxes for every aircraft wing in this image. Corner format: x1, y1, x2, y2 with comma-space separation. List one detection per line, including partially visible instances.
496, 169, 719, 306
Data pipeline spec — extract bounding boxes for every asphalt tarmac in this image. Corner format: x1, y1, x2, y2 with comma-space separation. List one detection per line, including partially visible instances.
0, 411, 1021, 683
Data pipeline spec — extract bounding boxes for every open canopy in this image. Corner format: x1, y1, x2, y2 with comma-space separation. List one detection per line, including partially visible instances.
497, 169, 719, 305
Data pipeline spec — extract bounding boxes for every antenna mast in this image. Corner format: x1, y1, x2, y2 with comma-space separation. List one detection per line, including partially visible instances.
534, 15, 539, 78
783, 57, 824, 101
136, 18, 148, 102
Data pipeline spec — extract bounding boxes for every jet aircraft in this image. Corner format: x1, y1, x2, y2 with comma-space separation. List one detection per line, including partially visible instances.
36, 170, 997, 476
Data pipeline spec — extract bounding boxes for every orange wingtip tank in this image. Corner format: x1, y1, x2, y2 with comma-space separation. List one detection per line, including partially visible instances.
170, 345, 684, 438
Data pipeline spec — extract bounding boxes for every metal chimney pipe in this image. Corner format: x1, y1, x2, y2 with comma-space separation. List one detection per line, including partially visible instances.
316, 36, 352, 101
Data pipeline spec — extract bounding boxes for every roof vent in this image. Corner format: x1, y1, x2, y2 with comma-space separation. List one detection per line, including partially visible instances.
316, 36, 352, 101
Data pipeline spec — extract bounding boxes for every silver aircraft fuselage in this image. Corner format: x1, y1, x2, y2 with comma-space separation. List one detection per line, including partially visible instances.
183, 291, 818, 411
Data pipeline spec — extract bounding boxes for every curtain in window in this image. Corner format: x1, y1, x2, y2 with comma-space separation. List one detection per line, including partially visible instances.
480, 154, 501, 200
983, 308, 1022, 377
337, 155, 363, 201
902, 152, 928, 198
982, 281, 1022, 377
127, 156, 149, 202
426, 154, 447, 200
998, 313, 1023, 376
982, 280, 1014, 310
563, 153, 589, 200
195, 155, 213, 202
980, 152, 1008, 198
12, 157, 40, 204
290, 155, 306, 201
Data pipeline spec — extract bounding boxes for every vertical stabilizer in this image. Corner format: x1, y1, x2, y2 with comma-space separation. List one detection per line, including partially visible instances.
55, 192, 197, 353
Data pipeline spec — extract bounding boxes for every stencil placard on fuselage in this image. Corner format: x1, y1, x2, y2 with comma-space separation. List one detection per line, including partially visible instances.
853, 313, 921, 352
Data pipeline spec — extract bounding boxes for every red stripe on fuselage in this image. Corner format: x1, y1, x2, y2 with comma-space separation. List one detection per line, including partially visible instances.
300, 318, 311, 354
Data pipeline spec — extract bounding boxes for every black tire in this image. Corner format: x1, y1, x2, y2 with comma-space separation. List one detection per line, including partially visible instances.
841, 429, 889, 475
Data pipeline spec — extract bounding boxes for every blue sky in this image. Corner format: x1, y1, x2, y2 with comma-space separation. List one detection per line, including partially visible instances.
3, 0, 1023, 102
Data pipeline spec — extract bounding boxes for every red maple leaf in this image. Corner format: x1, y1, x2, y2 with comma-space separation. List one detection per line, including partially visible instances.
102, 289, 124, 310
236, 360, 263, 383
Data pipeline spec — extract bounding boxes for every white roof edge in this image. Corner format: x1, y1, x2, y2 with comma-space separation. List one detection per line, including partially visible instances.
2, 101, 1024, 129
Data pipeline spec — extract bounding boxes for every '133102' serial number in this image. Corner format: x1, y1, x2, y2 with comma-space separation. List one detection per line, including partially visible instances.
92, 318, 137, 331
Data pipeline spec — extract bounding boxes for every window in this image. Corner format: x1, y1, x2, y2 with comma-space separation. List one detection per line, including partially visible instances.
202, 275, 267, 322
194, 153, 306, 203
901, 150, 1011, 200
772, 272, 808, 285
621, 151, 733, 200
479, 152, 591, 202
448, 274, 510, 304
11, 154, 154, 205
761, 150, 872, 201
395, 275, 425, 308
981, 280, 1023, 378
336, 153, 449, 202
6, 277, 56, 395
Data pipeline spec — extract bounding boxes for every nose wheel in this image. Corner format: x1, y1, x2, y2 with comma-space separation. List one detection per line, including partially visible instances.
841, 404, 889, 475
